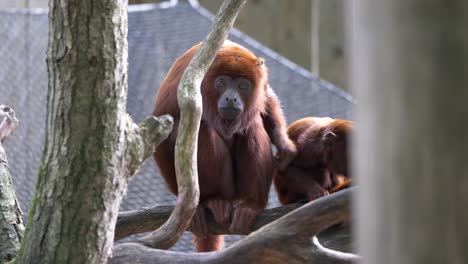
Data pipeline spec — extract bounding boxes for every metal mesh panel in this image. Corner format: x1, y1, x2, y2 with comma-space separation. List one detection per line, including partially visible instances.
0, 2, 354, 252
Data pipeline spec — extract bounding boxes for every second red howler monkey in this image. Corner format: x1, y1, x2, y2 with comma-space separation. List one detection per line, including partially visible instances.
273, 117, 353, 205
152, 41, 296, 252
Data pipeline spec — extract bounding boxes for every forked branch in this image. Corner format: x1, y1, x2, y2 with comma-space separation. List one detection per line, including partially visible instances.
110, 188, 359, 264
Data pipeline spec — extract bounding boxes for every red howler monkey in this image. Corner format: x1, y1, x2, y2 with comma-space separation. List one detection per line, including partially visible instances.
152, 41, 296, 252
273, 117, 353, 205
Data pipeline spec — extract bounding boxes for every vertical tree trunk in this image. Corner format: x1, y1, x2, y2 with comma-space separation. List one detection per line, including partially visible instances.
349, 1, 468, 264
16, 0, 129, 263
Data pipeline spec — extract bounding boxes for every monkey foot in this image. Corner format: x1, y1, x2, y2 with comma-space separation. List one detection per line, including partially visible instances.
189, 206, 208, 237
228, 203, 259, 234
307, 188, 329, 201
205, 199, 232, 227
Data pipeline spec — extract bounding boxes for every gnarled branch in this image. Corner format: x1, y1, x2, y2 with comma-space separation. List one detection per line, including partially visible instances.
110, 188, 359, 264
124, 114, 173, 177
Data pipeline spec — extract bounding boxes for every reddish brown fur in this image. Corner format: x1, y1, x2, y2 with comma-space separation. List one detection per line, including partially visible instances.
193, 235, 224, 252
273, 117, 353, 205
152, 41, 294, 251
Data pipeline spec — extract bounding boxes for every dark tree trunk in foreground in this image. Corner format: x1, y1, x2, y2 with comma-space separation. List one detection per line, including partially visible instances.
15, 1, 172, 263
0, 106, 23, 262
349, 1, 468, 263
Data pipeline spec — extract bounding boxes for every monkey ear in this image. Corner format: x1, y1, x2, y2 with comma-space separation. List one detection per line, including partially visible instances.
256, 58, 264, 66
323, 132, 337, 147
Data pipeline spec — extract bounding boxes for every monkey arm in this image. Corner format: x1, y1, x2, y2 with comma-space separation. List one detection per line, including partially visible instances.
262, 86, 297, 171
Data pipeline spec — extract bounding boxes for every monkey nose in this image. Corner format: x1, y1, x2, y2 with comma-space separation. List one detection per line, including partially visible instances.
225, 97, 238, 103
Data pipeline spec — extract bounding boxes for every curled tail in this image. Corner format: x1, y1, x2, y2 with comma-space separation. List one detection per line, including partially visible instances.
193, 234, 224, 252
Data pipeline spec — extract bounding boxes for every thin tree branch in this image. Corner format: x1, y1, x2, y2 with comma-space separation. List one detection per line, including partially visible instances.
134, 0, 248, 249
110, 188, 359, 264
0, 105, 19, 142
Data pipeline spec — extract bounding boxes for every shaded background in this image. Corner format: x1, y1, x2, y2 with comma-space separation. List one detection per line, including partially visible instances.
0, 0, 348, 90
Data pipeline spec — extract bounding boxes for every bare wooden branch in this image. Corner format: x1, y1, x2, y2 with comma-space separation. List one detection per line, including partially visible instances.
115, 203, 302, 240
135, 0, 248, 249
0, 105, 24, 262
0, 105, 19, 142
115, 200, 353, 252
124, 114, 173, 177
110, 188, 359, 264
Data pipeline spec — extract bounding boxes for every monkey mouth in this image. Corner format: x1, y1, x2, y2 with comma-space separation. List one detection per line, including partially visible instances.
219, 107, 242, 120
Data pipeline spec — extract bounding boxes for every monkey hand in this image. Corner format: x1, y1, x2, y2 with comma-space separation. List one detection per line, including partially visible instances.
228, 201, 260, 235
275, 141, 297, 172
205, 199, 232, 227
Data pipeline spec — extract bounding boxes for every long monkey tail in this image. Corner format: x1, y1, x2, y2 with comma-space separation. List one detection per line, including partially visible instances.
193, 234, 224, 252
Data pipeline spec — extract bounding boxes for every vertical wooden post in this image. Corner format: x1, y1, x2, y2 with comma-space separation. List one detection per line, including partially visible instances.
348, 1, 468, 263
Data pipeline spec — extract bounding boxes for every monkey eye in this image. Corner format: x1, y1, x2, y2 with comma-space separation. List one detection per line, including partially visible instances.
238, 81, 250, 90
215, 78, 226, 88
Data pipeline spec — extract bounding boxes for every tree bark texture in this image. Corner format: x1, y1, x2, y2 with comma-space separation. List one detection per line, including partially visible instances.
0, 106, 24, 262
15, 1, 173, 263
348, 1, 468, 264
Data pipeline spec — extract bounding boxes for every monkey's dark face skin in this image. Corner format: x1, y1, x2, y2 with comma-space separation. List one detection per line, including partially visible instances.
215, 75, 252, 121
